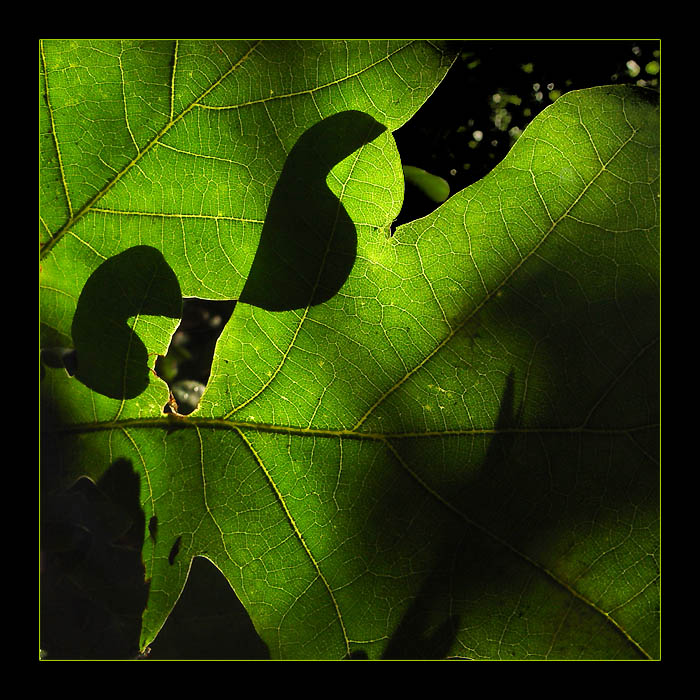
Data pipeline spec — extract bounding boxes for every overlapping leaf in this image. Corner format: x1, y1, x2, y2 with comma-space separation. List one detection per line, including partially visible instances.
40, 40, 659, 660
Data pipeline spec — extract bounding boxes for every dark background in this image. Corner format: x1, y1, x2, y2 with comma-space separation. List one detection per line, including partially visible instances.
394, 39, 660, 224
40, 39, 660, 660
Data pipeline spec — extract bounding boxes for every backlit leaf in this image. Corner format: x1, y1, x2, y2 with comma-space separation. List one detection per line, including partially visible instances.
40, 40, 659, 660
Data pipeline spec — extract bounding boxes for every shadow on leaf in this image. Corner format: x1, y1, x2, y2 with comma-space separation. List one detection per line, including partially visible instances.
372, 270, 658, 660
71, 245, 182, 399
40, 458, 149, 659
239, 110, 387, 311
380, 371, 520, 660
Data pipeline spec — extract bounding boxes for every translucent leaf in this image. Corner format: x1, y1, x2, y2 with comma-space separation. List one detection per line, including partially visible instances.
40, 40, 659, 660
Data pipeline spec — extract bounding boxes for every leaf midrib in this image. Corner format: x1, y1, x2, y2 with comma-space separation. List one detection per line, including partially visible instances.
52, 416, 658, 440
63, 413, 653, 659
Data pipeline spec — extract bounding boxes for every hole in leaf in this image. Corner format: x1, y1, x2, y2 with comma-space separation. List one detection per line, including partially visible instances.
156, 298, 236, 415
168, 535, 182, 566
148, 515, 158, 543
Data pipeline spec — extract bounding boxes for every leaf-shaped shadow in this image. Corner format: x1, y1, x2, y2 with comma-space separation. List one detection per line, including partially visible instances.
380, 371, 520, 660
71, 246, 182, 399
239, 110, 387, 311
68, 112, 385, 400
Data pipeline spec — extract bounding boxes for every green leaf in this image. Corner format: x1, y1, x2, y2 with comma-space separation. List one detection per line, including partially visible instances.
40, 40, 659, 660
403, 164, 450, 202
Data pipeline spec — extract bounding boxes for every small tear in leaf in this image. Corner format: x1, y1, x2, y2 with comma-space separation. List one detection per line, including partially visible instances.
148, 515, 158, 543
168, 535, 182, 565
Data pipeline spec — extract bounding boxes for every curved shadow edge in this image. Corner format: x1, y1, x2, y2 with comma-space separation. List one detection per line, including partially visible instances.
71, 246, 182, 400
239, 110, 387, 312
